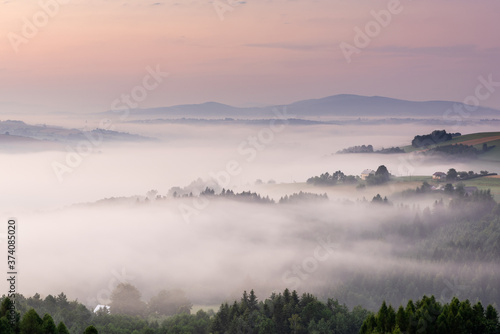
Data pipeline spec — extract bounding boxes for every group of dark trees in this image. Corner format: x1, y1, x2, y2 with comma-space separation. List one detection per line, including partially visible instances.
337, 145, 374, 154
372, 194, 390, 204
365, 165, 391, 185
108, 284, 192, 318
306, 171, 357, 186
211, 289, 369, 334
337, 145, 404, 154
199, 187, 331, 205
376, 147, 405, 154
0, 292, 93, 334
306, 166, 391, 187
425, 143, 480, 158
200, 187, 275, 204
279, 191, 328, 204
0, 297, 95, 334
411, 130, 460, 148
4, 290, 498, 334
0, 284, 194, 334
0, 292, 208, 334
361, 296, 499, 334
445, 168, 494, 181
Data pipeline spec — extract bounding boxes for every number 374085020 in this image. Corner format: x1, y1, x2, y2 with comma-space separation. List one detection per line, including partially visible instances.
7, 220, 16, 269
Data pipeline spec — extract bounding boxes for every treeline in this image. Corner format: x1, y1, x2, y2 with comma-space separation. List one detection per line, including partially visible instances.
0, 293, 209, 334
377, 147, 405, 154
1, 293, 92, 334
424, 143, 479, 158
337, 145, 405, 154
0, 290, 370, 334
443, 168, 495, 181
200, 188, 330, 205
0, 297, 91, 334
1, 285, 194, 334
361, 295, 499, 334
211, 289, 369, 334
306, 171, 357, 186
279, 191, 328, 204
338, 145, 374, 154
157, 188, 330, 205
306, 165, 392, 187
412, 130, 460, 148
200, 188, 274, 204
3, 290, 499, 334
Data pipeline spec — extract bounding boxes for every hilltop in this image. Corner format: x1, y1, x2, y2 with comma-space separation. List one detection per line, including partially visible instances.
101, 94, 500, 120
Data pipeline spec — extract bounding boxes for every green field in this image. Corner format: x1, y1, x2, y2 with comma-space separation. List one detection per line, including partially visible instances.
458, 176, 500, 199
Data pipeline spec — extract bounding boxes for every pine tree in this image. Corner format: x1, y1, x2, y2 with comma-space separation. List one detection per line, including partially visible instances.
0, 298, 14, 317
20, 309, 43, 334
0, 317, 14, 334
288, 314, 302, 334
56, 322, 70, 334
241, 291, 249, 314
395, 305, 407, 332
42, 314, 57, 334
376, 301, 389, 332
485, 305, 499, 334
386, 305, 396, 332
248, 290, 258, 312
83, 325, 98, 334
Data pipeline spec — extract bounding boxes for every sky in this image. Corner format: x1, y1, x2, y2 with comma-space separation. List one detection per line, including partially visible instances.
1, 0, 500, 113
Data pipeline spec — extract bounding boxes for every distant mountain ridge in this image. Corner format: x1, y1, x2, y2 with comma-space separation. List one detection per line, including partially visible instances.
102, 94, 500, 119
0, 120, 152, 143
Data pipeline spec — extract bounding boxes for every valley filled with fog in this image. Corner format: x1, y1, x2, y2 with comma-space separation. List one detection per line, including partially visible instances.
2, 1, 500, 332
2, 116, 500, 311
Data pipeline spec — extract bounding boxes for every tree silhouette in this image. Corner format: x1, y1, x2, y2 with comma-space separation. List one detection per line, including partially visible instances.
110, 283, 146, 316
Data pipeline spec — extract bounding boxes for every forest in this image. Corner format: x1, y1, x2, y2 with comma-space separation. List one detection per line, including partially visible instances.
2, 186, 500, 333
1, 289, 499, 334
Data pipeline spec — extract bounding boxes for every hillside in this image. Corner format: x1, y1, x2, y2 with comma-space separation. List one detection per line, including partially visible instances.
101, 94, 500, 120
0, 120, 153, 143
404, 131, 500, 161
442, 132, 500, 161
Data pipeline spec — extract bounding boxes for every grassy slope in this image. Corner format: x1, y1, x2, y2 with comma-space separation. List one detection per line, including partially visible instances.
403, 132, 500, 161
272, 175, 500, 202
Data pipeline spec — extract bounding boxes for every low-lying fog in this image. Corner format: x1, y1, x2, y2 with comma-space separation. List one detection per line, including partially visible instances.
1, 119, 499, 309
1, 121, 499, 211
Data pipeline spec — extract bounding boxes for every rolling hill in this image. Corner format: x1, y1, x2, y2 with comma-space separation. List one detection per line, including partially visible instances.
101, 94, 500, 120
404, 131, 500, 161
0, 120, 152, 143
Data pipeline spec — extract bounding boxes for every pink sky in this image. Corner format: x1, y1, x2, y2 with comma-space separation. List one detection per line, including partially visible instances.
1, 0, 500, 113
